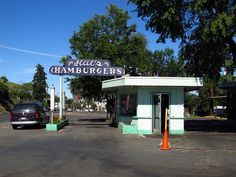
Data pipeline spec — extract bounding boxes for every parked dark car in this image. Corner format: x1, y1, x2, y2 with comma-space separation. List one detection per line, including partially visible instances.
10, 102, 49, 129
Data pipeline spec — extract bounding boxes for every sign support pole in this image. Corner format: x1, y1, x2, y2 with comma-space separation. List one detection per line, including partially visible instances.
59, 75, 63, 120
63, 91, 65, 117
50, 85, 55, 124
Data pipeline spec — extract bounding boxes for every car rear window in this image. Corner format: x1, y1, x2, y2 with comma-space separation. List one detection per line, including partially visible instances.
13, 104, 36, 112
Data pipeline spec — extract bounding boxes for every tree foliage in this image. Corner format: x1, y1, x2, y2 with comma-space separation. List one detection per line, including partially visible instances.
0, 82, 9, 100
0, 76, 8, 83
70, 4, 136, 63
9, 82, 33, 102
184, 93, 200, 116
32, 64, 47, 102
0, 78, 9, 99
68, 4, 153, 99
129, 0, 236, 78
151, 48, 185, 76
0, 79, 13, 112
130, 0, 236, 115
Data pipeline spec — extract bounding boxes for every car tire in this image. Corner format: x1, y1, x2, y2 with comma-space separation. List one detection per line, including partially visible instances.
12, 125, 18, 130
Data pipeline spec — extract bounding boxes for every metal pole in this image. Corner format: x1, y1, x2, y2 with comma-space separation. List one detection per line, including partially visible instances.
50, 85, 55, 123
59, 75, 63, 120
63, 91, 65, 118
63, 91, 65, 110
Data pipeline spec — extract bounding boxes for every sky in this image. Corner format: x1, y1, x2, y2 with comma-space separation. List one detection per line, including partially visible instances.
0, 0, 179, 98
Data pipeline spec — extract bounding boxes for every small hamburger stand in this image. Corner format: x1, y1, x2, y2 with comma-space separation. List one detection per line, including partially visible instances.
102, 76, 203, 135
49, 58, 202, 134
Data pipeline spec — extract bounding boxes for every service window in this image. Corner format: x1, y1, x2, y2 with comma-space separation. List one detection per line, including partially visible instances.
120, 94, 137, 116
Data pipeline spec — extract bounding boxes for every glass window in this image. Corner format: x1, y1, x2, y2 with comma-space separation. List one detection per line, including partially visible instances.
121, 94, 137, 116
13, 104, 36, 112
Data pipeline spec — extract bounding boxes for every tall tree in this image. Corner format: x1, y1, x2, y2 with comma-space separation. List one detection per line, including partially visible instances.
151, 48, 185, 76
70, 4, 136, 63
129, 0, 236, 78
68, 4, 152, 100
32, 64, 47, 102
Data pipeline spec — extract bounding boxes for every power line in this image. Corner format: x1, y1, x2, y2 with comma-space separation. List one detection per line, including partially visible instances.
0, 44, 63, 58
0, 59, 34, 67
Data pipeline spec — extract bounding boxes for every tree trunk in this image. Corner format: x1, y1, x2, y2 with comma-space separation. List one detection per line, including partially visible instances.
210, 81, 215, 97
210, 81, 216, 116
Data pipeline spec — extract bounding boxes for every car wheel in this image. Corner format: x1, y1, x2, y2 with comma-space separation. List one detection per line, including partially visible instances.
12, 125, 18, 130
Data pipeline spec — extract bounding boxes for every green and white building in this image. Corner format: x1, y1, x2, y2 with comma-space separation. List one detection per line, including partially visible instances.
102, 76, 203, 135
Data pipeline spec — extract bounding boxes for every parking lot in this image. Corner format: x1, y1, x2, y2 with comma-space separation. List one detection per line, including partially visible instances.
0, 112, 236, 177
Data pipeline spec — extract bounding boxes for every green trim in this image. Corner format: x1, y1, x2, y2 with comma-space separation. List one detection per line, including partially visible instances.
169, 129, 185, 135
169, 117, 184, 119
118, 122, 124, 132
46, 119, 69, 131
132, 116, 151, 119
131, 116, 139, 119
138, 130, 152, 135
118, 122, 153, 135
46, 124, 58, 131
118, 122, 138, 134
118, 115, 133, 118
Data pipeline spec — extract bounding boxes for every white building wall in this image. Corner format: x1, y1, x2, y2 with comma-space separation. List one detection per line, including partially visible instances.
169, 87, 184, 119
137, 87, 151, 118
138, 119, 152, 131
169, 119, 184, 133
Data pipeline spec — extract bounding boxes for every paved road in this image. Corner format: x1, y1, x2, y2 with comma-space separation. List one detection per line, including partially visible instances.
0, 112, 236, 177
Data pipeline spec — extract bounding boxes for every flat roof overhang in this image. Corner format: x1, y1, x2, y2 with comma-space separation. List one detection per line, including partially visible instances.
102, 76, 203, 90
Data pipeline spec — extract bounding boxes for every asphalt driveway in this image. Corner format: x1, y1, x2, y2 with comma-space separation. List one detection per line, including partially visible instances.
0, 112, 236, 177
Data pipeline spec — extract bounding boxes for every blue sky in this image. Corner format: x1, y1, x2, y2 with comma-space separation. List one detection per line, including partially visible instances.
0, 0, 179, 98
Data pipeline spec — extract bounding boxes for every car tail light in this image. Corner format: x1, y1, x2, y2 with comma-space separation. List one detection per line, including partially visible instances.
10, 112, 13, 121
35, 112, 39, 119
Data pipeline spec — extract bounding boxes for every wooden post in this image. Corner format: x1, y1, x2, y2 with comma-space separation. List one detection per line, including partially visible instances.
165, 108, 168, 131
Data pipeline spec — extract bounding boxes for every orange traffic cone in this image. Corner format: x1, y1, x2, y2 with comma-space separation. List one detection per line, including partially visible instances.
160, 130, 170, 150
160, 108, 170, 150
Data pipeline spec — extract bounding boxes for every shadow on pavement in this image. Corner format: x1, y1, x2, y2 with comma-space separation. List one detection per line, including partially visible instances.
11, 125, 46, 130
77, 118, 107, 122
185, 119, 236, 132
69, 117, 111, 127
